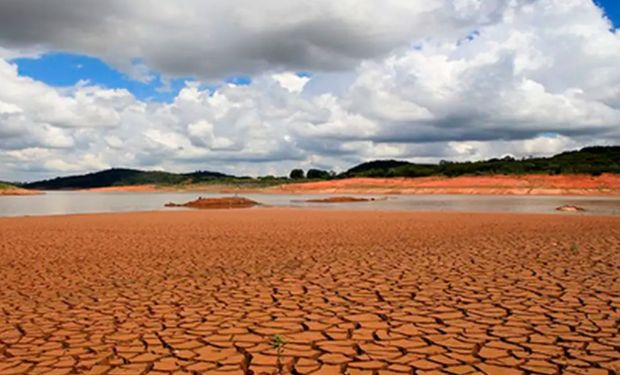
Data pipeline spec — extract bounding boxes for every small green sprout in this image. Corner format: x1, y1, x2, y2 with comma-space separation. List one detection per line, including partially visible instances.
271, 335, 287, 374
570, 242, 579, 253
271, 334, 286, 354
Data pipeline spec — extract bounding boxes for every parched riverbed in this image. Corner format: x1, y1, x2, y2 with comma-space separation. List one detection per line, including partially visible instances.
0, 209, 619, 374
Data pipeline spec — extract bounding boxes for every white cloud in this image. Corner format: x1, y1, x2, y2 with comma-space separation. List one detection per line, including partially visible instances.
0, 0, 619, 181
273, 73, 311, 93
43, 154, 109, 173
334, 0, 620, 143
0, 60, 128, 129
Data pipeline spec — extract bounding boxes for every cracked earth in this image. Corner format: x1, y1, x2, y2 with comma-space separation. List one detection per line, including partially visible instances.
0, 209, 619, 374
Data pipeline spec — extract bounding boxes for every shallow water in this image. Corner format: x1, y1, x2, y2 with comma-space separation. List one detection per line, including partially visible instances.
1, 191, 620, 217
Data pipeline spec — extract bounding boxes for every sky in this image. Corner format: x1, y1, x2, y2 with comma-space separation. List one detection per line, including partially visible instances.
596, 0, 620, 27
1, 0, 620, 181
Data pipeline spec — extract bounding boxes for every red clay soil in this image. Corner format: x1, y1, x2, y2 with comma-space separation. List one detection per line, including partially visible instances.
273, 174, 620, 196
1, 209, 619, 374
79, 174, 620, 196
0, 187, 40, 196
87, 185, 161, 193
305, 196, 371, 203
165, 196, 259, 209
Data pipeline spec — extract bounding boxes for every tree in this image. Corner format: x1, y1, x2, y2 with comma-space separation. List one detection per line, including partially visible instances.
289, 169, 305, 179
306, 169, 331, 179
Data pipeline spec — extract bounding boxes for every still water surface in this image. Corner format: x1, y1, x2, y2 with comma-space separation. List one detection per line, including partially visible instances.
1, 191, 620, 217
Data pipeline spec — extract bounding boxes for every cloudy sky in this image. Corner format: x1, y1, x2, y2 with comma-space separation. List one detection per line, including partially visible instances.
0, 0, 619, 181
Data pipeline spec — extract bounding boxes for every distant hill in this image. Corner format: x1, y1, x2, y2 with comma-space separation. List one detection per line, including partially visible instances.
24, 168, 231, 190
15, 146, 620, 190
342, 146, 620, 178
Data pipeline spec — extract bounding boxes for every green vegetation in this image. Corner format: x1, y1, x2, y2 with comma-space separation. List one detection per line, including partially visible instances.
23, 168, 231, 190
342, 146, 620, 178
270, 334, 287, 374
287, 168, 335, 180
289, 169, 305, 179
271, 334, 286, 353
0, 182, 16, 190
570, 242, 580, 253
306, 169, 335, 179
345, 160, 437, 178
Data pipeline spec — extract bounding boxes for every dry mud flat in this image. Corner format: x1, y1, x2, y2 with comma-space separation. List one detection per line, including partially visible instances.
0, 210, 619, 375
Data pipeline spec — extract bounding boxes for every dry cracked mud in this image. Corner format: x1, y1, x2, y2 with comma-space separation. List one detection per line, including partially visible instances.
0, 209, 619, 374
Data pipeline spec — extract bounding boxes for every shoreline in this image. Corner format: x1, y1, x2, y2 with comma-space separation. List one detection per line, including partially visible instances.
0, 205, 618, 221
79, 186, 620, 196
71, 174, 620, 196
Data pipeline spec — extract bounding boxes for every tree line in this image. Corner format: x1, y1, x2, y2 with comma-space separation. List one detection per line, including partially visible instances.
290, 146, 620, 179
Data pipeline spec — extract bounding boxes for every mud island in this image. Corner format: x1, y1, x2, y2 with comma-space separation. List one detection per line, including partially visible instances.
165, 196, 260, 209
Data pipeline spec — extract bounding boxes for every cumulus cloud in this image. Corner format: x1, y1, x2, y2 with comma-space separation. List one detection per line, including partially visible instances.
0, 0, 520, 79
304, 0, 620, 146
0, 0, 619, 181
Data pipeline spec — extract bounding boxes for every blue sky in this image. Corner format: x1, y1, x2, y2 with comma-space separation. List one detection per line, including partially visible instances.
9, 1, 620, 104
597, 0, 620, 28
12, 53, 251, 102
13, 53, 191, 102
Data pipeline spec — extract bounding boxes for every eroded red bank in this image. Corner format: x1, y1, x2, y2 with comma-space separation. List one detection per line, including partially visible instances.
81, 174, 620, 195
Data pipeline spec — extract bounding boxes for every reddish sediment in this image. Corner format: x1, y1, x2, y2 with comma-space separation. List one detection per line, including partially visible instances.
1, 209, 619, 374
165, 196, 259, 209
86, 184, 161, 192
0, 187, 41, 196
80, 173, 620, 196
274, 174, 620, 195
